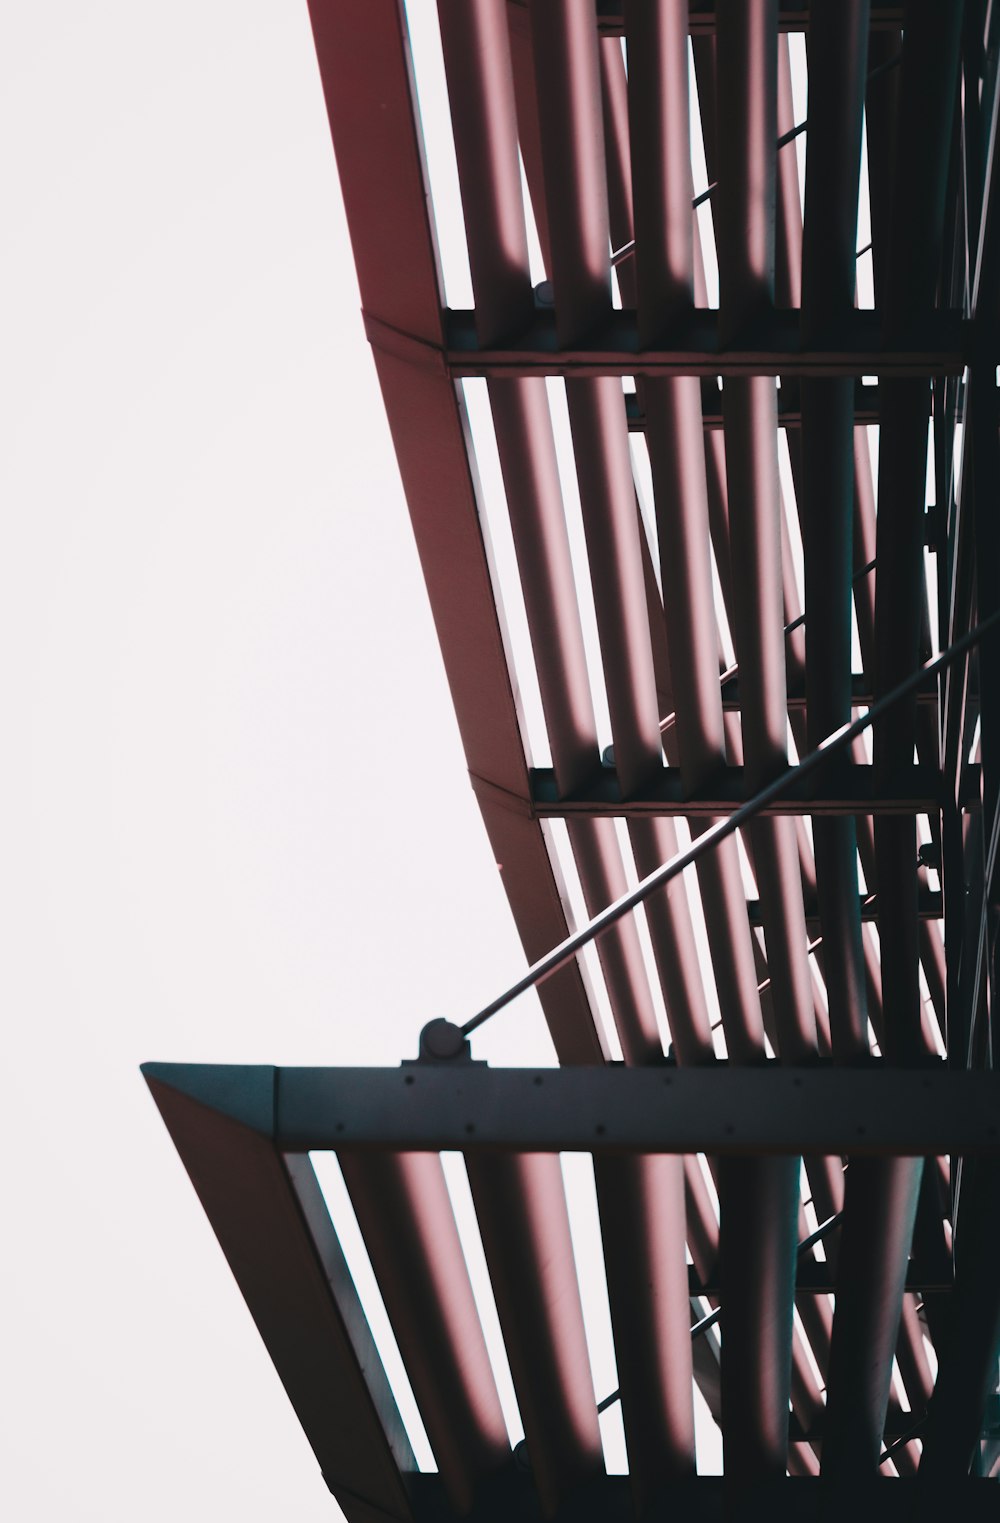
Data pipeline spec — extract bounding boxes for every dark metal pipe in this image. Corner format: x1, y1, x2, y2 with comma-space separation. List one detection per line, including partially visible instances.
801, 2, 870, 333
874, 381, 932, 1064
921, 1158, 1000, 1476
865, 27, 902, 313
718, 1154, 801, 1480
803, 5, 871, 1064
801, 0, 870, 1060
821, 1157, 924, 1476
874, 0, 963, 1052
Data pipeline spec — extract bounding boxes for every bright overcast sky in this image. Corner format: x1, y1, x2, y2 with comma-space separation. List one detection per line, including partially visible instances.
3, 4, 558, 1518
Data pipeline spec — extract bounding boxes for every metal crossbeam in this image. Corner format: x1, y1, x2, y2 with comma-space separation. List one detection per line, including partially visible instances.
586, 4, 909, 38
745, 890, 943, 926
150, 0, 1000, 1498
143, 1063, 1000, 1158
625, 379, 888, 429
691, 1262, 950, 1297
520, 762, 952, 819
717, 675, 939, 712
405, 1473, 1000, 1523
364, 309, 971, 381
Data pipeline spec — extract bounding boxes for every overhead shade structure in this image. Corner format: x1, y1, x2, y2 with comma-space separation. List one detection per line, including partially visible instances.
144, 1061, 1000, 1514
145, 0, 1000, 1506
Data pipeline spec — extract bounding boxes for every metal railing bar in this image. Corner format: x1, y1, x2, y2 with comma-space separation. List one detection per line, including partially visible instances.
879, 1414, 926, 1466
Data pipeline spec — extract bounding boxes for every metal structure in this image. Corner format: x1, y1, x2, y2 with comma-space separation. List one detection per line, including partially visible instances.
146, 0, 1000, 1512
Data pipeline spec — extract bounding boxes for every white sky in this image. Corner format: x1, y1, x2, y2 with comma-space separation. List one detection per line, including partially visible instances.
2, 4, 557, 1517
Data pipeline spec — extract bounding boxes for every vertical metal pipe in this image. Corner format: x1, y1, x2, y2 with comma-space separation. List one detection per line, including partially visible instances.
562, 377, 663, 799
774, 34, 802, 309
504, 2, 551, 274
799, 2, 871, 1055
594, 1154, 696, 1501
629, 816, 716, 1065
713, 3, 801, 1484
522, 13, 701, 1505
722, 377, 818, 1061
646, 381, 766, 1063
718, 1154, 801, 1481
465, 1154, 604, 1515
598, 35, 633, 295
715, 0, 778, 342
716, 0, 816, 1062
822, 1158, 924, 1477
624, 0, 693, 342
526, 0, 611, 345
436, 0, 534, 346
487, 380, 597, 795
339, 1153, 511, 1511
921, 1158, 1000, 1476
565, 815, 664, 1064
874, 380, 931, 1064
865, 28, 902, 311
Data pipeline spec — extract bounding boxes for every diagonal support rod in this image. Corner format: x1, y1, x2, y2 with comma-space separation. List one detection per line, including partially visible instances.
461, 610, 1000, 1037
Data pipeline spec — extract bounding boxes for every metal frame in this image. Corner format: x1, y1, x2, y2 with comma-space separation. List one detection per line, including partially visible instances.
526, 762, 956, 818
146, 0, 1000, 1501
392, 307, 971, 379
146, 1061, 1000, 1157
145, 1059, 1000, 1515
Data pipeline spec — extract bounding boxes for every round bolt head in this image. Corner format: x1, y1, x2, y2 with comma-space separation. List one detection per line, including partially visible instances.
419, 1018, 467, 1061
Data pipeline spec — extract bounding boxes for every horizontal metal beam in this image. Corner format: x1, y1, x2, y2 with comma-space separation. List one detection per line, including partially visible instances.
142, 1063, 1000, 1158
746, 890, 943, 926
365, 309, 970, 381
586, 5, 907, 37
626, 379, 891, 430
718, 675, 938, 712
407, 1472, 1000, 1523
518, 763, 949, 819
690, 1262, 950, 1297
